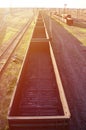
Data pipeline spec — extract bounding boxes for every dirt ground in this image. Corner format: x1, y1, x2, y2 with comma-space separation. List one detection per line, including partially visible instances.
47, 18, 86, 130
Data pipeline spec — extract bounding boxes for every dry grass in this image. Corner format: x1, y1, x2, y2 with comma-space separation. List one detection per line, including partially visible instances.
53, 15, 86, 46
0, 9, 33, 47
0, 17, 35, 130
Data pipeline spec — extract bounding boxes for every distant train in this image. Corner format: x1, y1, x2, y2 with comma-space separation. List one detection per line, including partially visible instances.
53, 12, 73, 25
61, 14, 73, 25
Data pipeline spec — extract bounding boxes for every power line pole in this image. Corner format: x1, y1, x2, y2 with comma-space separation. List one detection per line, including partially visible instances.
64, 4, 67, 14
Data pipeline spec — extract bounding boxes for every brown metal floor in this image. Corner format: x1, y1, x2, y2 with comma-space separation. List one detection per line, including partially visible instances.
15, 42, 64, 116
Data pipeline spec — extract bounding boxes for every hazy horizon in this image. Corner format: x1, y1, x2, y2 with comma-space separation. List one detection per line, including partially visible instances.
0, 0, 86, 8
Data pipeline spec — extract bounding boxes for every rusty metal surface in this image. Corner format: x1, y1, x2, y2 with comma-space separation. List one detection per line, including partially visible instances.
15, 42, 64, 116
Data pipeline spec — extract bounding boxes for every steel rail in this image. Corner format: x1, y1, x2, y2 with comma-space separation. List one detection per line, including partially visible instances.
0, 17, 33, 79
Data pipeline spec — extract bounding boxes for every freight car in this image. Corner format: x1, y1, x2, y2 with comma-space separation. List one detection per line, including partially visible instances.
8, 13, 71, 130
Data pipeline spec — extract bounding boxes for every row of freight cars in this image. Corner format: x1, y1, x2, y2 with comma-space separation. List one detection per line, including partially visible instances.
8, 12, 71, 130
52, 12, 73, 25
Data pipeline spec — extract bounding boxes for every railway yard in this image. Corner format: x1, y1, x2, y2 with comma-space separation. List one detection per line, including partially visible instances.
0, 8, 86, 130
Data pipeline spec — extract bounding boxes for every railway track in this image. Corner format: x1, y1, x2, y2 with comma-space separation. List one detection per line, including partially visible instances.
0, 17, 34, 78
8, 12, 70, 130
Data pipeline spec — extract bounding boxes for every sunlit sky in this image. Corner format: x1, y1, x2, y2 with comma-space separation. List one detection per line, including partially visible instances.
0, 0, 86, 8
